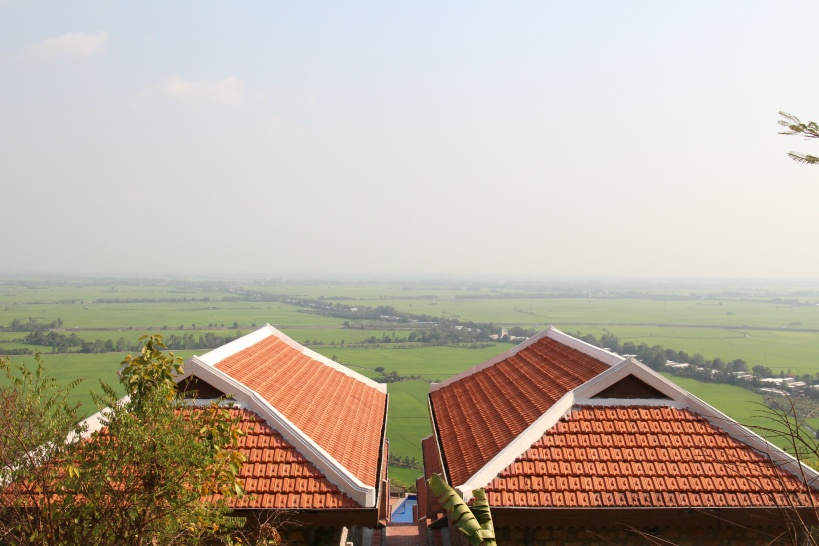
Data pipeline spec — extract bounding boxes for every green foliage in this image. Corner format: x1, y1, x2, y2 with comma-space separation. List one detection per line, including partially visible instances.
428, 474, 495, 546
0, 353, 84, 544
779, 111, 819, 165
119, 334, 184, 413
0, 336, 249, 546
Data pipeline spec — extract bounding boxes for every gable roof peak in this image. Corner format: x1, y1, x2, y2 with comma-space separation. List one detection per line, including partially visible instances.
431, 326, 623, 392
197, 324, 386, 393
453, 357, 819, 501
177, 324, 388, 508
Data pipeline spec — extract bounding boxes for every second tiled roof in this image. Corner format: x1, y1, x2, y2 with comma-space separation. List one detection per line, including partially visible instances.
485, 405, 817, 508
430, 336, 609, 485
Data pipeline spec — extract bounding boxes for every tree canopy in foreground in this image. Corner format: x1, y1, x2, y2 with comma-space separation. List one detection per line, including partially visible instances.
0, 336, 250, 546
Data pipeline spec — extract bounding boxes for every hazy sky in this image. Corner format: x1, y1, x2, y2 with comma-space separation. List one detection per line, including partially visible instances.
2, 2, 818, 280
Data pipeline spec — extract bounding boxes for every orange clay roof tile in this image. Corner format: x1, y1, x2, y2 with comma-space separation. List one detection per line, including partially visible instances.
213, 335, 386, 487
212, 409, 361, 510
484, 405, 819, 509
430, 336, 609, 485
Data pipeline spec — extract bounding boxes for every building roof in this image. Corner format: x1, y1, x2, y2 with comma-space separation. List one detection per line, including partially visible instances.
485, 405, 814, 508
212, 408, 360, 510
429, 328, 619, 486
422, 435, 444, 482
418, 435, 445, 521
180, 325, 388, 509
425, 327, 819, 511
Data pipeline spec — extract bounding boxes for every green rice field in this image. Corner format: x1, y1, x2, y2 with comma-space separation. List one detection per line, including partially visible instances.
2, 278, 819, 484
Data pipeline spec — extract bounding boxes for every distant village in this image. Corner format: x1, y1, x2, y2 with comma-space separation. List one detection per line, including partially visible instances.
662, 359, 816, 397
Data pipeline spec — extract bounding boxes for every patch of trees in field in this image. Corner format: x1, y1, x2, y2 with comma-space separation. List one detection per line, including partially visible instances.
371, 367, 428, 384
1, 317, 63, 332
162, 332, 241, 350
24, 330, 124, 353
388, 453, 422, 469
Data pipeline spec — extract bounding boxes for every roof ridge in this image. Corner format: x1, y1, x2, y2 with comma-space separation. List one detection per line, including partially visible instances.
430, 326, 622, 392
197, 324, 387, 394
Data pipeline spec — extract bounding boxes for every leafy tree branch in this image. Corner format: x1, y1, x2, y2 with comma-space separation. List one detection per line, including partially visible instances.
779, 111, 819, 165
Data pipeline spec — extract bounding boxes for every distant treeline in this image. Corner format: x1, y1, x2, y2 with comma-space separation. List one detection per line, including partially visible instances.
92, 297, 219, 304
286, 296, 538, 345
575, 331, 819, 400
1, 317, 64, 332
4, 329, 241, 355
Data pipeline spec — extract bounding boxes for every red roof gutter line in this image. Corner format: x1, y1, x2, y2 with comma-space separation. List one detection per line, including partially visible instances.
427, 391, 451, 486
374, 392, 389, 510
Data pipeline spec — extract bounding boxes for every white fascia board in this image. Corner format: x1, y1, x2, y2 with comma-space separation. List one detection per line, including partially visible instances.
577, 399, 686, 408
69, 395, 131, 443
196, 325, 275, 365
432, 327, 623, 393
71, 396, 245, 443
456, 391, 576, 503
196, 324, 386, 394
186, 356, 377, 508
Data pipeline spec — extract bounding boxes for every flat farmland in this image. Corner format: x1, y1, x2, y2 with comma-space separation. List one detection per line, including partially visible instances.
5, 350, 200, 414
281, 328, 406, 346
576, 325, 819, 375
311, 345, 510, 382
316, 296, 819, 330
0, 301, 341, 330
385, 380, 433, 465
2, 278, 819, 484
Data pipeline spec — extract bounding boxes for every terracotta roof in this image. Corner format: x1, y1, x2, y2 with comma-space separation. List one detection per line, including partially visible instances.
430, 335, 610, 485
212, 333, 387, 487
485, 405, 818, 509
420, 435, 445, 519
212, 409, 360, 510
422, 436, 443, 482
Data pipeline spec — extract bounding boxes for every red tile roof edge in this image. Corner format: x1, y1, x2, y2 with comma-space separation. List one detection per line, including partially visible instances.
430, 326, 623, 393
182, 354, 383, 508
427, 394, 453, 485
482, 404, 819, 510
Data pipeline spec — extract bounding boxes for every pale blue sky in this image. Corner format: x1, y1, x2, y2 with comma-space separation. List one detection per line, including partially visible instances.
2, 2, 818, 279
